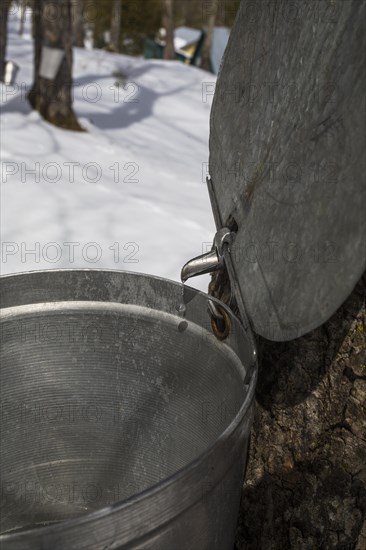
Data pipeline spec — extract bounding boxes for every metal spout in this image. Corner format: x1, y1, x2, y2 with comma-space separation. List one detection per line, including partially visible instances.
181, 227, 235, 283
181, 249, 222, 283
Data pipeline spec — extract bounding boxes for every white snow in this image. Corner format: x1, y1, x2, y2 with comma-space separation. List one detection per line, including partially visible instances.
1, 9, 217, 292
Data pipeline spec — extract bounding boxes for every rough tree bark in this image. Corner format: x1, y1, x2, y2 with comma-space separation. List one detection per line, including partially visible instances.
200, 0, 219, 71
210, 270, 365, 549
239, 274, 365, 549
28, 0, 83, 131
162, 0, 175, 61
72, 0, 84, 48
109, 0, 122, 53
0, 0, 11, 81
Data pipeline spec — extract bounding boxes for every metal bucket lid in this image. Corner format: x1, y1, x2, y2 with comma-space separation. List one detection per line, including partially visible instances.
209, 1, 365, 341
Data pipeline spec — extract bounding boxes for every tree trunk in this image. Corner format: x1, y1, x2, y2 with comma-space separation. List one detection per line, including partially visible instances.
242, 274, 366, 549
208, 0, 365, 543
180, 0, 201, 28
0, 0, 11, 81
200, 0, 219, 71
28, 0, 83, 131
109, 0, 122, 53
30, 0, 42, 82
72, 0, 84, 48
162, 0, 175, 61
31, 0, 37, 38
209, 270, 366, 549
19, 0, 26, 36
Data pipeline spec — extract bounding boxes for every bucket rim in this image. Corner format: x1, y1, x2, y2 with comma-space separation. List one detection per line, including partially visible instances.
0, 268, 258, 544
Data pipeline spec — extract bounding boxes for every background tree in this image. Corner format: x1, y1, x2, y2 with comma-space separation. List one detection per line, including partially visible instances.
109, 0, 122, 52
174, 0, 240, 29
0, 0, 12, 81
29, 0, 42, 75
28, 0, 82, 131
87, 0, 240, 58
176, 0, 197, 27
72, 0, 84, 47
19, 0, 27, 36
200, 0, 219, 71
162, 0, 174, 60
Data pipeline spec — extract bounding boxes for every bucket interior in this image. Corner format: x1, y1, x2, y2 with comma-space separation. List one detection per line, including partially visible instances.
0, 298, 247, 535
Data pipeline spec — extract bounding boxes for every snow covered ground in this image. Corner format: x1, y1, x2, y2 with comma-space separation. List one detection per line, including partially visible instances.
1, 9, 217, 291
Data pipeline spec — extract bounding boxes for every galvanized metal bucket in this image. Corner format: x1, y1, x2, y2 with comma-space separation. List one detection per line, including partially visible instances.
0, 270, 257, 550
3, 61, 19, 86
39, 46, 65, 80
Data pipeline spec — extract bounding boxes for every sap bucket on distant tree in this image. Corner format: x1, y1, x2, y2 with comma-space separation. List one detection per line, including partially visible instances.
3, 61, 19, 85
39, 46, 65, 80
